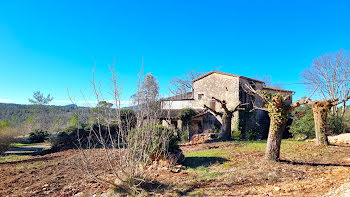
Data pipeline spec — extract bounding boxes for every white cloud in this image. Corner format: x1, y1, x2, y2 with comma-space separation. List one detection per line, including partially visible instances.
0, 98, 16, 103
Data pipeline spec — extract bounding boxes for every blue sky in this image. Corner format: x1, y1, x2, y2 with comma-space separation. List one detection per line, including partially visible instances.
0, 0, 349, 106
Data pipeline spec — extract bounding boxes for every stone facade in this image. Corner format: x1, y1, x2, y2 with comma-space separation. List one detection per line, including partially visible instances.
161, 71, 293, 139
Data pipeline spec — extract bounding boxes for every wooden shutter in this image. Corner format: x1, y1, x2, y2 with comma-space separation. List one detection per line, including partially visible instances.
210, 100, 216, 111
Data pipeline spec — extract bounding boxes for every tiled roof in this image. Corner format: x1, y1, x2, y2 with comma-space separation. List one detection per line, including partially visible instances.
192, 71, 265, 83
162, 92, 193, 101
263, 86, 294, 93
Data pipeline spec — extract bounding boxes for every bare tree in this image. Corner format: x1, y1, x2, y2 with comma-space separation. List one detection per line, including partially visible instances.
302, 50, 350, 115
252, 75, 281, 88
244, 84, 313, 161
73, 65, 176, 195
169, 69, 203, 95
302, 50, 350, 145
204, 97, 246, 140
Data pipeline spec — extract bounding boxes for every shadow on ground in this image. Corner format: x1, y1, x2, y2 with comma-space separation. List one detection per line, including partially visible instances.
184, 156, 229, 168
280, 159, 350, 167
5, 146, 46, 155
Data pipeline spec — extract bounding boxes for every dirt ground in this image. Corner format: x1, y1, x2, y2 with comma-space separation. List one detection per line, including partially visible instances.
1, 141, 350, 196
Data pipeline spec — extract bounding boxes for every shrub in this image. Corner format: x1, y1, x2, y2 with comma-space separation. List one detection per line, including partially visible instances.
289, 105, 315, 139
246, 129, 258, 140
328, 114, 345, 135
0, 127, 16, 154
120, 109, 137, 130
129, 125, 180, 159
232, 130, 241, 140
177, 108, 196, 141
29, 129, 50, 143
51, 124, 119, 151
178, 108, 196, 122
178, 127, 189, 143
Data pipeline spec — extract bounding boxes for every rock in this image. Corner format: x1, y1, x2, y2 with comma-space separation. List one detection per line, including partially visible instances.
274, 187, 281, 191
184, 133, 214, 145
328, 133, 350, 145
171, 165, 185, 173
74, 192, 84, 197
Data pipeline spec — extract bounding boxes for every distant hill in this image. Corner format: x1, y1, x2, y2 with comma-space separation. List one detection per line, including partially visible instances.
65, 104, 77, 107
0, 103, 90, 132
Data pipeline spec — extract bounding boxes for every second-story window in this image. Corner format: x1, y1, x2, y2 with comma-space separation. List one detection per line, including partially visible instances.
198, 94, 204, 100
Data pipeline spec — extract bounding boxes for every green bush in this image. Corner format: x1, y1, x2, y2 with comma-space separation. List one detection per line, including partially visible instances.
246, 129, 258, 140
328, 114, 345, 135
51, 124, 119, 151
178, 108, 196, 122
177, 108, 196, 141
29, 129, 50, 143
232, 130, 241, 140
289, 105, 315, 139
178, 128, 189, 143
120, 109, 137, 130
129, 125, 180, 159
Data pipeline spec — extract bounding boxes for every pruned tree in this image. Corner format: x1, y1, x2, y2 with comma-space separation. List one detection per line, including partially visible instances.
169, 69, 203, 95
244, 84, 313, 161
310, 96, 350, 145
204, 97, 246, 140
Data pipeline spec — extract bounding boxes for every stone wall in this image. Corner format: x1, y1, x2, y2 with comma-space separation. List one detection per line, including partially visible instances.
161, 71, 293, 140
193, 72, 240, 111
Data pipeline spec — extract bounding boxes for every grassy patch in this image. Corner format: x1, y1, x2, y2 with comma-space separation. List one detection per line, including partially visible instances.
185, 148, 228, 158
232, 140, 306, 152
182, 140, 310, 185
10, 142, 49, 147
16, 161, 43, 170
234, 140, 266, 151
186, 166, 224, 181
187, 189, 205, 196
0, 155, 32, 163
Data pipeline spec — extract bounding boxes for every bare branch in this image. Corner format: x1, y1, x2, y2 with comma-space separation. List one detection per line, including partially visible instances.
169, 69, 203, 95
204, 104, 223, 117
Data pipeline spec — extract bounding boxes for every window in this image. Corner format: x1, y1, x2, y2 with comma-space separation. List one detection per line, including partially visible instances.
210, 99, 216, 111
198, 94, 204, 100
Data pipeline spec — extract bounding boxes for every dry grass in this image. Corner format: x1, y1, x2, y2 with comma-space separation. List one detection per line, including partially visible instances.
0, 127, 17, 154
1, 140, 350, 196
170, 140, 350, 196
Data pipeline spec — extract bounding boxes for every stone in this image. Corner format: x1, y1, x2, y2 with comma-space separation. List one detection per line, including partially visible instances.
274, 186, 281, 191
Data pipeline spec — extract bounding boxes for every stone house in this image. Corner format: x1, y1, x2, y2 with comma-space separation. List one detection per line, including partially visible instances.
161, 71, 293, 139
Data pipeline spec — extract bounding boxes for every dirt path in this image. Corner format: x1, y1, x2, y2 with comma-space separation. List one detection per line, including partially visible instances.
4, 143, 51, 155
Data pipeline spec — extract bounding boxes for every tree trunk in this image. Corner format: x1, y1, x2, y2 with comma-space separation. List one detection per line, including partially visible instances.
265, 116, 285, 161
220, 112, 232, 140
312, 106, 329, 145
